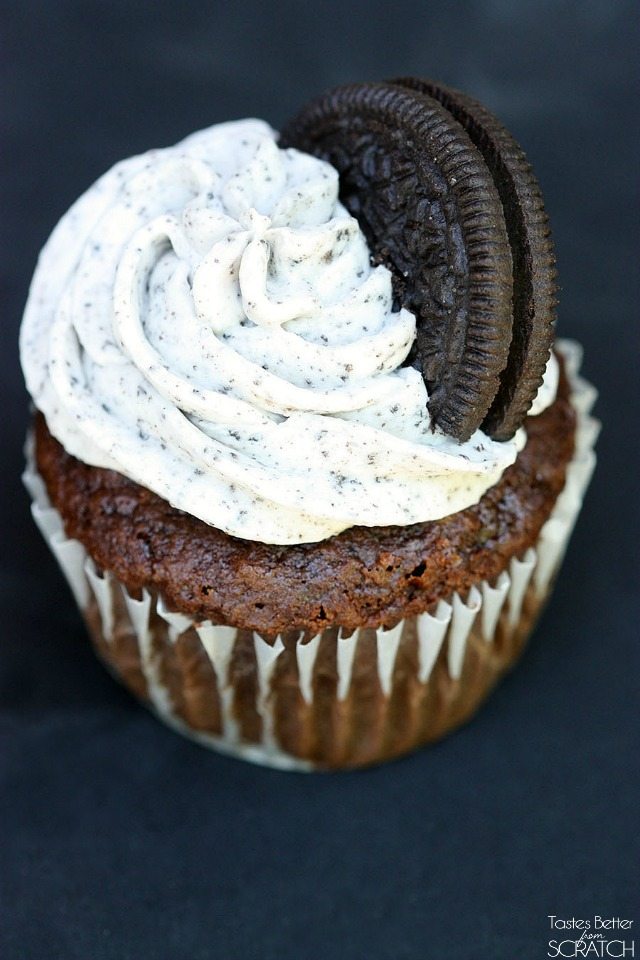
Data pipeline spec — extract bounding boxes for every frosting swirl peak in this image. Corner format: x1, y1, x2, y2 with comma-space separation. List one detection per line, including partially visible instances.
21, 120, 542, 544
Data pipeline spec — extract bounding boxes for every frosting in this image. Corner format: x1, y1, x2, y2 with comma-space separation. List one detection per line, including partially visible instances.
528, 351, 559, 417
21, 120, 557, 545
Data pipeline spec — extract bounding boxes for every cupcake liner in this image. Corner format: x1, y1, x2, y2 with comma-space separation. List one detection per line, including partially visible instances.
23, 339, 598, 770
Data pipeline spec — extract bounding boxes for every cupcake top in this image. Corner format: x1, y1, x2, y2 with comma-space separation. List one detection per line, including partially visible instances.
20, 118, 557, 545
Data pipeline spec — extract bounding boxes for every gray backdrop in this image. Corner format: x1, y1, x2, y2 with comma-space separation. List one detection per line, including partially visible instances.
1, 2, 638, 958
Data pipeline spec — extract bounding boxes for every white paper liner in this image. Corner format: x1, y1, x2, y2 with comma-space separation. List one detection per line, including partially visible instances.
416, 600, 451, 683
195, 622, 240, 743
24, 340, 599, 771
296, 633, 321, 705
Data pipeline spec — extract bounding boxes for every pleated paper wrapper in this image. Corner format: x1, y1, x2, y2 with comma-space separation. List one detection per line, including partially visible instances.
24, 340, 598, 770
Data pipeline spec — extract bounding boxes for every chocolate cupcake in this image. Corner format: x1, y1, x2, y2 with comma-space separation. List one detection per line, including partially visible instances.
20, 85, 598, 770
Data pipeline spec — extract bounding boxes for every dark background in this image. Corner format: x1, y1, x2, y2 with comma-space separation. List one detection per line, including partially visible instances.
1, 2, 638, 958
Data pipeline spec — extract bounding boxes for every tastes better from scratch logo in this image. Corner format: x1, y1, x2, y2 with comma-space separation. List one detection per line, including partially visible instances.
548, 917, 636, 957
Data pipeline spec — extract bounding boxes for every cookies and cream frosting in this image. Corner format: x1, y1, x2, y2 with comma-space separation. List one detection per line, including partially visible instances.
20, 120, 557, 544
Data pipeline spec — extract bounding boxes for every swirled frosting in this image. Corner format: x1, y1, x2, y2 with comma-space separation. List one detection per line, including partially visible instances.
21, 120, 557, 544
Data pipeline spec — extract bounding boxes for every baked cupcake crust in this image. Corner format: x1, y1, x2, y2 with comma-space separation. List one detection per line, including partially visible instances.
33, 356, 575, 636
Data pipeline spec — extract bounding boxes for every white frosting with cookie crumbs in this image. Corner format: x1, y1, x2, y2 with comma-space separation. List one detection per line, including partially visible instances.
528, 351, 558, 416
20, 120, 557, 544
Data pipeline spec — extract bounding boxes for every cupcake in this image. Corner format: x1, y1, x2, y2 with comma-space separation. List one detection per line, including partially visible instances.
20, 80, 598, 770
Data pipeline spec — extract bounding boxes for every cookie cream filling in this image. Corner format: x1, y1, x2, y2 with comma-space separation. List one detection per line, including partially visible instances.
21, 120, 557, 545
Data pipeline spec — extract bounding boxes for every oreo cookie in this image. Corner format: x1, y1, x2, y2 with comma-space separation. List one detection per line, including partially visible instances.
280, 82, 514, 442
280, 80, 556, 442
393, 77, 556, 439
